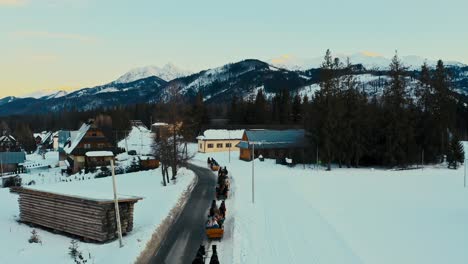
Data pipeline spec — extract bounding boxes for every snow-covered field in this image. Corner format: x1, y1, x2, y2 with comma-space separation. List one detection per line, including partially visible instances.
0, 167, 195, 264
192, 144, 468, 264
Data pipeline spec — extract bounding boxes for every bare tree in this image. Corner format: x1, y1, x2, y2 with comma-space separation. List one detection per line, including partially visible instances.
153, 138, 171, 186
152, 82, 194, 185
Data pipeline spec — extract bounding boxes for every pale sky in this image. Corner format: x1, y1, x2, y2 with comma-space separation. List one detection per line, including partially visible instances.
0, 0, 467, 98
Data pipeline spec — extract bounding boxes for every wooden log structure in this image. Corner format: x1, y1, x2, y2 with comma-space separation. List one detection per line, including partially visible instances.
16, 187, 142, 242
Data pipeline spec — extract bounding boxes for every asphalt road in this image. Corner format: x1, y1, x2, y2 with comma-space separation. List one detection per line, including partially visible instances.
150, 164, 216, 264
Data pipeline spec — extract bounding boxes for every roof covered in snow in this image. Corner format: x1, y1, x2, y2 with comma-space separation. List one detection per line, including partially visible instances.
64, 123, 91, 154
85, 151, 114, 157
237, 129, 306, 149
34, 131, 54, 144
196, 129, 245, 140
152, 122, 169, 126
0, 135, 16, 143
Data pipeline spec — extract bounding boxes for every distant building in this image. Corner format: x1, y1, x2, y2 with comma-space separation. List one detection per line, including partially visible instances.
197, 129, 244, 153
151, 122, 169, 141
33, 131, 55, 151
0, 152, 26, 174
64, 121, 117, 173
85, 151, 115, 168
58, 130, 72, 164
151, 122, 183, 142
0, 135, 19, 152
236, 129, 307, 162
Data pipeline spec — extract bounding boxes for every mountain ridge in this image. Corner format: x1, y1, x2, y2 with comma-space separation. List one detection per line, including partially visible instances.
0, 58, 466, 116
271, 52, 467, 71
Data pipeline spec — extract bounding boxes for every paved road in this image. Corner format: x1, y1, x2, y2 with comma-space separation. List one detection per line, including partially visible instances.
150, 164, 216, 264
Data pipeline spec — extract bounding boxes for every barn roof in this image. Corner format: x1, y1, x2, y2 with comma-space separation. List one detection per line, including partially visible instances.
236, 129, 307, 149
0, 152, 26, 164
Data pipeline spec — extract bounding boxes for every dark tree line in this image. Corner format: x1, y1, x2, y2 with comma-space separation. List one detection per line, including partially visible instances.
227, 50, 467, 169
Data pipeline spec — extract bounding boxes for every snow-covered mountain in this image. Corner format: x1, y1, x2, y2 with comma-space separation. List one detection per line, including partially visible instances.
40, 90, 68, 100
20, 89, 68, 99
0, 96, 17, 106
153, 59, 309, 103
0, 59, 466, 116
114, 63, 191, 83
271, 52, 467, 71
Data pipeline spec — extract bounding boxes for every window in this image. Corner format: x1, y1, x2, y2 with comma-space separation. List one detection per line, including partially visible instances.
92, 133, 97, 137
225, 143, 232, 148
216, 143, 223, 148
207, 144, 214, 148
98, 143, 105, 148
199, 143, 202, 149
84, 143, 91, 149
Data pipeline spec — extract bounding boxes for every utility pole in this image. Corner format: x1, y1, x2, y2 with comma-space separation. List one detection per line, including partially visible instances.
251, 142, 255, 204
421, 149, 424, 170
140, 132, 143, 155
228, 130, 231, 163
316, 145, 319, 171
110, 160, 123, 248
124, 131, 129, 152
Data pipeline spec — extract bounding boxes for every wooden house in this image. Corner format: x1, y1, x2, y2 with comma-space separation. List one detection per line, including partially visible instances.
151, 122, 183, 142
0, 135, 19, 152
33, 131, 55, 151
236, 129, 307, 162
85, 151, 115, 169
0, 152, 26, 174
196, 129, 244, 153
64, 122, 117, 173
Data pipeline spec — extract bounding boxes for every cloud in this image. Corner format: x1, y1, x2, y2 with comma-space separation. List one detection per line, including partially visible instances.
12, 31, 96, 43
360, 51, 383, 58
271, 54, 293, 64
0, 0, 25, 6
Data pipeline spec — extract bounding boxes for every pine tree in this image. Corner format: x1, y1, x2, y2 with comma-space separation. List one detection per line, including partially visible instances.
253, 89, 267, 124
292, 94, 302, 124
309, 49, 343, 170
279, 88, 291, 124
447, 136, 465, 169
14, 122, 36, 152
381, 52, 415, 167
187, 91, 208, 138
432, 60, 456, 158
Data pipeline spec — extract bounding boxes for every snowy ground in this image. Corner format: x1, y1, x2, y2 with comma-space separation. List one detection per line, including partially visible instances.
191, 143, 468, 264
0, 167, 195, 264
118, 125, 154, 155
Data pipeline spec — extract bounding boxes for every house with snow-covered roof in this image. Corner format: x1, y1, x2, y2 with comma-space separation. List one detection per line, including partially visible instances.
196, 129, 244, 153
63, 121, 119, 173
0, 135, 19, 152
0, 151, 26, 174
34, 131, 57, 151
151, 121, 183, 142
236, 129, 307, 162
